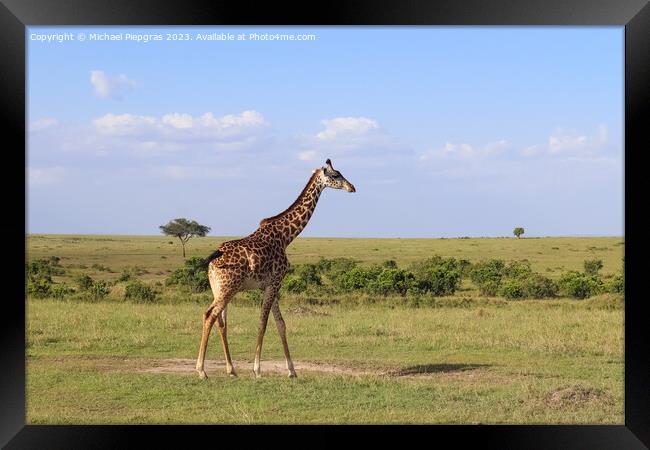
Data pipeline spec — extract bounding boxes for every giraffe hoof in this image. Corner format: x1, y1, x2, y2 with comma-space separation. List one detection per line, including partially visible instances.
228, 371, 238, 378
288, 371, 297, 379
197, 370, 208, 380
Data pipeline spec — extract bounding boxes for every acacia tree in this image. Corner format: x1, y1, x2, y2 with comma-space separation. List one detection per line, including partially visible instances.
513, 227, 525, 239
159, 218, 211, 258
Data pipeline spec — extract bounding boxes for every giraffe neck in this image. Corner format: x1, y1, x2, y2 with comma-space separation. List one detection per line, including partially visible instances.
258, 171, 325, 248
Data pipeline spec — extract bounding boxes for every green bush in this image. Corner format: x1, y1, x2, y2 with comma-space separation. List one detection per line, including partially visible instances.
367, 268, 414, 296
498, 274, 557, 299
458, 259, 472, 277
334, 266, 382, 292
469, 259, 505, 296
75, 274, 95, 291
72, 278, 109, 301
584, 259, 604, 275
283, 276, 309, 293
294, 264, 322, 285
412, 255, 463, 273
50, 283, 75, 299
409, 256, 463, 296
117, 270, 132, 282
522, 274, 558, 298
504, 260, 533, 279
282, 263, 323, 293
26, 256, 65, 278
557, 271, 604, 299
166, 257, 210, 292
604, 273, 624, 294
499, 279, 526, 299
317, 258, 358, 284
125, 280, 157, 302
26, 277, 52, 298
26, 256, 65, 298
86, 280, 110, 300
469, 259, 557, 300
412, 266, 461, 296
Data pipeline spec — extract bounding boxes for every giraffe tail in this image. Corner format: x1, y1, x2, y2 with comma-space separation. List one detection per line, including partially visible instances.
202, 249, 224, 268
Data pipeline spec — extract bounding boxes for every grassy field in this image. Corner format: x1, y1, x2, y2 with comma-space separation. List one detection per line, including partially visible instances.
25, 234, 624, 424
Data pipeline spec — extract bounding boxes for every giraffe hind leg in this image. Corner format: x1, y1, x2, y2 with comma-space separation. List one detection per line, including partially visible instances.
196, 303, 222, 380
253, 284, 280, 378
272, 300, 296, 378
197, 274, 240, 379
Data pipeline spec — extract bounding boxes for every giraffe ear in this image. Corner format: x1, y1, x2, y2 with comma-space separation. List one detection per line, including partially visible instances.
325, 159, 334, 171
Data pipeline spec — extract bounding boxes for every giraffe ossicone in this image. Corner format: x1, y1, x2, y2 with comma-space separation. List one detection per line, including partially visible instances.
195, 159, 356, 379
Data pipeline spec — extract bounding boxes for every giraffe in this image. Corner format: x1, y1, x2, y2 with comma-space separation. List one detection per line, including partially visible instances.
195, 159, 356, 379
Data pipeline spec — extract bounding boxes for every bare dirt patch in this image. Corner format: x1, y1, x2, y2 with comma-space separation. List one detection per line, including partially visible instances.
134, 359, 497, 380
31, 356, 375, 377
544, 385, 614, 409
30, 355, 496, 381
135, 358, 373, 376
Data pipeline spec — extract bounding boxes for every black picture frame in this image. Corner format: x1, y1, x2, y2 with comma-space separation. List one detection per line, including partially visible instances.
3, 0, 648, 448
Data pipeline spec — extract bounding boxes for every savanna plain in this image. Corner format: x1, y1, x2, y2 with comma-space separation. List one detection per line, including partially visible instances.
26, 234, 624, 424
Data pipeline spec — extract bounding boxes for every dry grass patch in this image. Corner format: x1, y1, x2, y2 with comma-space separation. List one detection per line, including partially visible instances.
543, 384, 615, 410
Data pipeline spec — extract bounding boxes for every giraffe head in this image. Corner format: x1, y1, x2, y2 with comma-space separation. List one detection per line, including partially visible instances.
318, 159, 356, 193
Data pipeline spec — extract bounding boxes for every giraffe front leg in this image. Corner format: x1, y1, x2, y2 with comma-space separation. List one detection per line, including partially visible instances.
272, 300, 297, 378
253, 286, 277, 378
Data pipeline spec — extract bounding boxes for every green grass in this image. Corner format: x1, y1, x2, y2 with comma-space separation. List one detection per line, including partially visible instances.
25, 234, 624, 424
27, 298, 623, 424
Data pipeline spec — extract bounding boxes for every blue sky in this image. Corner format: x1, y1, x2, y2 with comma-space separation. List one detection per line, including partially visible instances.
27, 26, 623, 237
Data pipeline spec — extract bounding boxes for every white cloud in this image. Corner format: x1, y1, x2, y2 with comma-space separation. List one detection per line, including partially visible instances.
419, 139, 510, 162
162, 113, 194, 129
548, 129, 588, 154
296, 116, 404, 164
30, 117, 58, 132
93, 113, 157, 135
92, 110, 269, 141
27, 166, 65, 187
547, 124, 608, 155
316, 117, 380, 141
422, 125, 612, 164
200, 110, 267, 131
90, 70, 137, 100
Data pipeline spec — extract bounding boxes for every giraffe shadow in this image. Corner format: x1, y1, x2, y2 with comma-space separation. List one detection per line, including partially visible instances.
394, 363, 490, 376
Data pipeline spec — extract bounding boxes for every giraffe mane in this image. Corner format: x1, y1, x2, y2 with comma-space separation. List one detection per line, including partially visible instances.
259, 170, 321, 226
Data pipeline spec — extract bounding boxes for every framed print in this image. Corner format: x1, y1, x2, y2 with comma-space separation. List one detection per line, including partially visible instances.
3, 0, 649, 447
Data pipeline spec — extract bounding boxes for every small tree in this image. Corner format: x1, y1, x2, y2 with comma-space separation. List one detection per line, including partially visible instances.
159, 218, 211, 258
583, 259, 604, 275
513, 227, 525, 239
